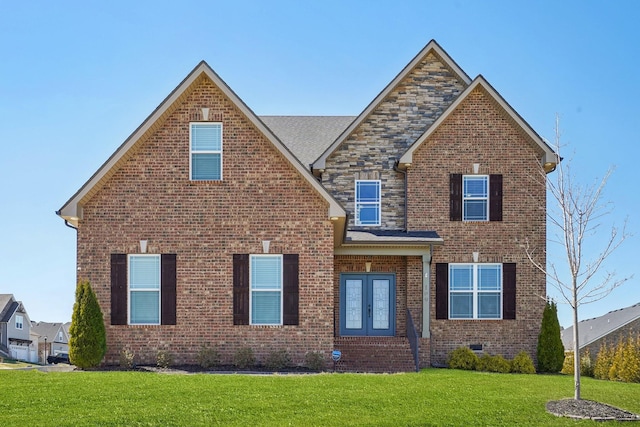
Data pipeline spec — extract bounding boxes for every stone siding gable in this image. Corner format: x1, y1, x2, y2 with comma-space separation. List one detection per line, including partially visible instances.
322, 52, 467, 230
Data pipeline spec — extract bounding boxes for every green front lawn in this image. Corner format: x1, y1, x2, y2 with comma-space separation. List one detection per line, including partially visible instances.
1, 369, 637, 426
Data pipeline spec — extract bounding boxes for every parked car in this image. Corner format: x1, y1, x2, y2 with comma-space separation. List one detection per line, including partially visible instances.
47, 352, 70, 364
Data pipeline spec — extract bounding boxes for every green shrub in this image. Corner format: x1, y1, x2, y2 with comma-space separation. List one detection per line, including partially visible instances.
196, 344, 220, 369
580, 349, 594, 377
536, 300, 564, 373
233, 347, 255, 369
265, 349, 292, 371
304, 351, 326, 371
593, 342, 614, 380
477, 354, 511, 373
119, 348, 135, 369
510, 351, 536, 374
561, 350, 593, 376
69, 280, 107, 369
447, 347, 479, 370
156, 350, 174, 369
609, 336, 640, 383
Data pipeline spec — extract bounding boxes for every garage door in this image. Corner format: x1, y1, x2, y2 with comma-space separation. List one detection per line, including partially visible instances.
10, 345, 29, 362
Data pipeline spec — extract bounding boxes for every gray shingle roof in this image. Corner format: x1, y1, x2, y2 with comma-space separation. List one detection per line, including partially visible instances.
259, 116, 355, 167
345, 230, 442, 244
31, 322, 67, 343
561, 302, 640, 351
0, 294, 17, 323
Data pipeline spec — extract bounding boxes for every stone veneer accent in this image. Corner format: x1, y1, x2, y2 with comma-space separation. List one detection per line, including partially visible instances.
407, 86, 548, 365
322, 52, 467, 230
76, 76, 336, 366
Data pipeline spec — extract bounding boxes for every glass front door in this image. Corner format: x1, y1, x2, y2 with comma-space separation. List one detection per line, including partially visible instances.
339, 274, 395, 336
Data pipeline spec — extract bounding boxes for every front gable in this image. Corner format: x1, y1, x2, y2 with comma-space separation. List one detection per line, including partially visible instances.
315, 41, 470, 231
57, 62, 345, 232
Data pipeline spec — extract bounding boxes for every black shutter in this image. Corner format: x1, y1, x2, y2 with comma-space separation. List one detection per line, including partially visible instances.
233, 254, 249, 325
435, 263, 449, 319
283, 254, 299, 325
489, 174, 503, 221
503, 263, 516, 320
110, 254, 127, 325
450, 174, 462, 221
161, 254, 177, 325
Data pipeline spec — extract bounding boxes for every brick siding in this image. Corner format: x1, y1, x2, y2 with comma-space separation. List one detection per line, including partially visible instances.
77, 76, 336, 366
408, 86, 547, 365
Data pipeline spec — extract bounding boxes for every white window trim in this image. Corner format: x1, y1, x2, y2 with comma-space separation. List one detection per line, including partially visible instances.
128, 254, 161, 326
355, 179, 381, 226
15, 315, 23, 330
249, 254, 283, 326
189, 122, 223, 181
449, 263, 502, 320
462, 175, 489, 222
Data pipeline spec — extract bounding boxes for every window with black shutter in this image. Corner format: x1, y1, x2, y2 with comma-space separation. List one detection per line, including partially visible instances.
450, 174, 502, 222
110, 253, 177, 325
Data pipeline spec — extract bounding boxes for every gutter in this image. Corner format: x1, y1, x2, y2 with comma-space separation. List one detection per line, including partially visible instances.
55, 210, 78, 231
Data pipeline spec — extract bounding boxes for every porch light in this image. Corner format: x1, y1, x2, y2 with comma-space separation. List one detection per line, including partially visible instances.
140, 240, 148, 254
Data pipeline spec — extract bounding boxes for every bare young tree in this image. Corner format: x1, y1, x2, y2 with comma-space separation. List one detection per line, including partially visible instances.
527, 115, 631, 400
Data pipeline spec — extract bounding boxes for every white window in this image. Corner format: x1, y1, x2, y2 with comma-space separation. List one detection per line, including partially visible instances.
463, 175, 488, 221
355, 180, 381, 226
57, 331, 63, 342
15, 315, 23, 330
250, 255, 282, 325
129, 254, 161, 325
449, 264, 502, 319
190, 122, 222, 180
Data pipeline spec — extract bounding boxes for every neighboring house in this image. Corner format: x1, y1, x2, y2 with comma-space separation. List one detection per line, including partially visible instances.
0, 294, 37, 362
57, 40, 557, 371
31, 321, 70, 363
561, 302, 640, 358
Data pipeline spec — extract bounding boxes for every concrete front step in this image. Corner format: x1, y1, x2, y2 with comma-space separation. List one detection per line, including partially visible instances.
333, 337, 417, 373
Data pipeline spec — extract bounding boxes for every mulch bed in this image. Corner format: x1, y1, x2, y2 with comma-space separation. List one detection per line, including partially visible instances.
547, 399, 640, 422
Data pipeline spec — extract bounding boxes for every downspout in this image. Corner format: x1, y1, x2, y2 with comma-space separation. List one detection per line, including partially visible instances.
392, 161, 407, 231
422, 246, 431, 338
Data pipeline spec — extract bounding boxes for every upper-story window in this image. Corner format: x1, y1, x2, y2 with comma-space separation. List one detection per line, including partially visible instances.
190, 122, 222, 180
129, 254, 161, 325
15, 315, 23, 330
355, 180, 381, 226
450, 174, 502, 222
463, 175, 488, 221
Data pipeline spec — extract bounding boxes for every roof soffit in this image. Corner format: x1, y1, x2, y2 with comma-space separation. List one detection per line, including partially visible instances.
399, 75, 556, 166
58, 62, 346, 225
312, 40, 472, 171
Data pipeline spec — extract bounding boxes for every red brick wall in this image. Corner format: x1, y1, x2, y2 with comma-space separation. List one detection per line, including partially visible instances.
76, 76, 335, 366
408, 87, 548, 365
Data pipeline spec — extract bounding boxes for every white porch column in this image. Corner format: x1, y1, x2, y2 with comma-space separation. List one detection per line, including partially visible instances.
422, 250, 431, 338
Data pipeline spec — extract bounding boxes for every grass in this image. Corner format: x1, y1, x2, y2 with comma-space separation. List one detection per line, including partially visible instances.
0, 358, 34, 369
0, 368, 638, 426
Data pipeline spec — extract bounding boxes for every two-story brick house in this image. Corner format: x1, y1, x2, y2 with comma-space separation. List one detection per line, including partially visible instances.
58, 40, 556, 371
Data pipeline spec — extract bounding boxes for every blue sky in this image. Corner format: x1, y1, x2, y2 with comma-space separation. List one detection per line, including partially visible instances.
0, 0, 637, 328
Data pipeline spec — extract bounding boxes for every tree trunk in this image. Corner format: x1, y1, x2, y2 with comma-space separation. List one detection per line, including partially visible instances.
573, 280, 581, 400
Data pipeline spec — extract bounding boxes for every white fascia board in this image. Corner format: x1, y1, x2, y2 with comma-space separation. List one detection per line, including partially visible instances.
313, 40, 472, 171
